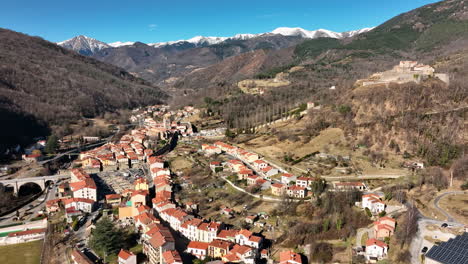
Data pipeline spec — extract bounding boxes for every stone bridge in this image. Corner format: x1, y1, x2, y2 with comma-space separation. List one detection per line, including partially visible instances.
0, 174, 70, 194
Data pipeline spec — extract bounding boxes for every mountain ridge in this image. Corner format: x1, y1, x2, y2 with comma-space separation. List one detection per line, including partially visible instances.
58, 26, 374, 54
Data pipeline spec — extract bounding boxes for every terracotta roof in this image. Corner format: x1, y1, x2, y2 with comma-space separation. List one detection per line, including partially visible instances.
69, 178, 96, 191
296, 176, 311, 181
8, 228, 46, 237
272, 183, 285, 188
261, 166, 274, 172
375, 223, 395, 232
366, 238, 388, 248
46, 198, 62, 207
379, 216, 396, 222
105, 194, 121, 200
288, 185, 305, 191
162, 250, 182, 264
135, 212, 158, 225
279, 250, 302, 264
231, 244, 252, 255
223, 253, 240, 262
145, 223, 168, 237
149, 229, 174, 248
118, 249, 134, 260
238, 229, 253, 238
63, 197, 94, 205
137, 205, 151, 213
256, 179, 267, 185
217, 229, 238, 239
209, 239, 232, 250
249, 235, 262, 243
187, 241, 209, 250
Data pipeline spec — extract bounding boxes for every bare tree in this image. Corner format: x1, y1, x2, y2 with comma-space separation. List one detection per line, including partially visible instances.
396, 203, 420, 248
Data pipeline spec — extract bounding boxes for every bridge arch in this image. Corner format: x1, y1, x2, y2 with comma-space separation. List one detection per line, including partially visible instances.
0, 174, 70, 195
18, 182, 43, 197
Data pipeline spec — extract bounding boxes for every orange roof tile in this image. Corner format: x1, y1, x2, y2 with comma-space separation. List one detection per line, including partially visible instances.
118, 249, 134, 260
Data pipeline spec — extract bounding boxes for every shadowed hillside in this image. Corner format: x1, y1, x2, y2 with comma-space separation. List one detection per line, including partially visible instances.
0, 28, 167, 149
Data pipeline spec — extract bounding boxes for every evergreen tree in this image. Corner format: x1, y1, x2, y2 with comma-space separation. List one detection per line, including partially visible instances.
45, 135, 58, 154
89, 218, 125, 257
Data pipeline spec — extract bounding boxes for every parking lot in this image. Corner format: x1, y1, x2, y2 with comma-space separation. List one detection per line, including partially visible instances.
95, 168, 150, 198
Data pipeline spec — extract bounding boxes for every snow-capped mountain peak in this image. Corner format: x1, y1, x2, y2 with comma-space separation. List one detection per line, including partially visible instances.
108, 41, 135, 47
57, 35, 110, 55
270, 27, 372, 39
58, 26, 374, 54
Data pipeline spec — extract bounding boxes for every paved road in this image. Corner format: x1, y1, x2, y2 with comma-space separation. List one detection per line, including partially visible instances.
0, 182, 57, 224
409, 191, 466, 264
356, 226, 373, 248
410, 218, 463, 264
433, 191, 465, 222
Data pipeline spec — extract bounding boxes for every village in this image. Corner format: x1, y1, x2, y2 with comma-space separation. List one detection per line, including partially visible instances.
43, 105, 399, 264
0, 102, 466, 264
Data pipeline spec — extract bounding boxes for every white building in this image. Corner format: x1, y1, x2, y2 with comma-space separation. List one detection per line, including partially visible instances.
362, 193, 386, 214
63, 198, 94, 213
118, 249, 137, 264
70, 178, 97, 201
365, 238, 388, 261
281, 173, 297, 185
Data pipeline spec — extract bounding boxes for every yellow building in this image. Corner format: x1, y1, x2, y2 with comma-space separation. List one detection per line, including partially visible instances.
208, 239, 232, 258
271, 183, 286, 196
134, 178, 149, 191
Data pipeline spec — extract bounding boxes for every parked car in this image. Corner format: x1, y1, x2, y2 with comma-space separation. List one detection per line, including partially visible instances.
422, 247, 428, 253
441, 223, 448, 228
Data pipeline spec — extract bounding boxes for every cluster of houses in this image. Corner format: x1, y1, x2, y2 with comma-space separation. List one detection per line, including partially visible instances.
130, 105, 197, 138
359, 193, 397, 262
75, 129, 155, 173
64, 121, 273, 263
50, 106, 310, 264
21, 139, 46, 162
203, 141, 369, 198
203, 141, 315, 199
46, 168, 97, 222
117, 154, 270, 263
74, 113, 195, 173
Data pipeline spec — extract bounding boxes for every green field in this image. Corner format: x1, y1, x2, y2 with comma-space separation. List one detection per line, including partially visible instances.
0, 240, 43, 264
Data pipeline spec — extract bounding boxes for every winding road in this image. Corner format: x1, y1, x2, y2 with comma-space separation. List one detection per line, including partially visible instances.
433, 191, 465, 222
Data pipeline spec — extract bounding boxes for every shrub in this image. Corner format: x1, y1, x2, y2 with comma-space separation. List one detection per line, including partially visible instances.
461, 181, 468, 191
365, 207, 372, 217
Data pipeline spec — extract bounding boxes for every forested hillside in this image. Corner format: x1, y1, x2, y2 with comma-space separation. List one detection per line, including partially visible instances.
0, 28, 167, 150
176, 0, 468, 167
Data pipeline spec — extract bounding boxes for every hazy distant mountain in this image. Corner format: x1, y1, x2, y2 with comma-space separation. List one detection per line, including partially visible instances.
57, 35, 110, 55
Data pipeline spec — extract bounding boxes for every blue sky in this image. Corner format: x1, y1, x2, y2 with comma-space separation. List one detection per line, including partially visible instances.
2, 0, 439, 43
